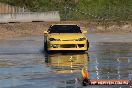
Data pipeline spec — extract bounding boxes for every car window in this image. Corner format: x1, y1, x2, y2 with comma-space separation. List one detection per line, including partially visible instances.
49, 25, 82, 33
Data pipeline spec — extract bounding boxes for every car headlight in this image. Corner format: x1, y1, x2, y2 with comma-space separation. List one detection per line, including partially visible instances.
75, 38, 86, 41
49, 38, 60, 41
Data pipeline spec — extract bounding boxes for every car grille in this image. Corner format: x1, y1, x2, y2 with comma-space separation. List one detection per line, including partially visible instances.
62, 40, 74, 41
61, 44, 76, 48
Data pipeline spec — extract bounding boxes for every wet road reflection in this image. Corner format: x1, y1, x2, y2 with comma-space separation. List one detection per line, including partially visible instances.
89, 42, 131, 79
87, 42, 132, 88
0, 36, 132, 88
45, 52, 89, 74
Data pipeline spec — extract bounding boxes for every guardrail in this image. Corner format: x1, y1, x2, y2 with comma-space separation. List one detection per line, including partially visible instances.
0, 11, 60, 23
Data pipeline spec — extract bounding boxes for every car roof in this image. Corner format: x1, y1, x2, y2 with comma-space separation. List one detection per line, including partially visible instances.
51, 24, 79, 26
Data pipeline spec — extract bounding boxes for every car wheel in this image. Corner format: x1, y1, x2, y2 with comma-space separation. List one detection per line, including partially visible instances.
87, 40, 89, 51
44, 41, 48, 52
44, 41, 51, 54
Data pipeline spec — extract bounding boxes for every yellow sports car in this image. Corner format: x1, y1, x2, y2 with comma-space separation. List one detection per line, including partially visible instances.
44, 24, 89, 52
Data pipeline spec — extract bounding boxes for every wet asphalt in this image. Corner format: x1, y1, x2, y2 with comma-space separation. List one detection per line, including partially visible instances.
0, 33, 132, 88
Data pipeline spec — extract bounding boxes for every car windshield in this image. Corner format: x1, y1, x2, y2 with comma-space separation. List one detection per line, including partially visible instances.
49, 25, 82, 33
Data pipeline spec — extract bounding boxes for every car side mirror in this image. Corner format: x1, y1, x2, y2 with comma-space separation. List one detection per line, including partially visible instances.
81, 27, 87, 34
44, 31, 48, 35
83, 30, 87, 34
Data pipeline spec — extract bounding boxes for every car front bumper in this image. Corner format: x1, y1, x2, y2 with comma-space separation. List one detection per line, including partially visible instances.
47, 41, 88, 51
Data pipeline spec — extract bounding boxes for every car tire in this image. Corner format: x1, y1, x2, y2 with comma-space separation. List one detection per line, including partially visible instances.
87, 40, 89, 51
44, 41, 51, 54
44, 41, 48, 52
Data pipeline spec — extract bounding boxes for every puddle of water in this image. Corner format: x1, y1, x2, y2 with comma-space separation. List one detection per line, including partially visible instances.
0, 36, 132, 88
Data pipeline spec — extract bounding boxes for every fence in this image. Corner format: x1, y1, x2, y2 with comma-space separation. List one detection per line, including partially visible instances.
62, 0, 132, 21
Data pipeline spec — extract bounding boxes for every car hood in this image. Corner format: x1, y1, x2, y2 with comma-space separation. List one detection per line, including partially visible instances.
48, 33, 85, 39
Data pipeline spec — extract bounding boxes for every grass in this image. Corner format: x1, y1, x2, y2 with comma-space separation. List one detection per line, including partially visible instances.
0, 0, 132, 21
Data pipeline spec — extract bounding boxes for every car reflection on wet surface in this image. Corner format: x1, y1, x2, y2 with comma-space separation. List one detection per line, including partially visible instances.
45, 52, 89, 74
0, 35, 132, 88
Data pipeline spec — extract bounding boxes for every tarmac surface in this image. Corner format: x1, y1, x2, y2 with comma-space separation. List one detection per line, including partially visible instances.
0, 33, 132, 88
